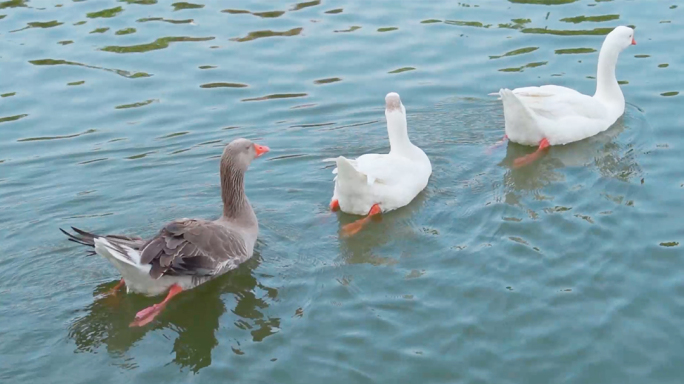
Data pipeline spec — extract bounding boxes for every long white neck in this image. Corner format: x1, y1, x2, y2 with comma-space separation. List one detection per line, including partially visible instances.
386, 110, 418, 158
593, 39, 624, 107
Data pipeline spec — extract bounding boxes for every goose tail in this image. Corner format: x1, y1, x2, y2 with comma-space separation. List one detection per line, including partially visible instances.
499, 88, 540, 143
61, 227, 149, 273
335, 156, 368, 187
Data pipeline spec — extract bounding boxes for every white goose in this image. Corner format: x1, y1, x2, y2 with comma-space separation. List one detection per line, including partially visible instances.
493, 26, 636, 167
327, 92, 432, 236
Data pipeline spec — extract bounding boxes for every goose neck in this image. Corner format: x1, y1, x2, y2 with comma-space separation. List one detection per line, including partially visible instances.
594, 42, 623, 104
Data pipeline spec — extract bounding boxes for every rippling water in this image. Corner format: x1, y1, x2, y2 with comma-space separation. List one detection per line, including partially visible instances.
1, 0, 683, 382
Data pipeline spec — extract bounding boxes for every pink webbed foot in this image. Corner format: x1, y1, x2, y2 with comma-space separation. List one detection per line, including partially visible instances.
129, 284, 183, 327
486, 135, 508, 155
106, 278, 125, 296
130, 304, 164, 327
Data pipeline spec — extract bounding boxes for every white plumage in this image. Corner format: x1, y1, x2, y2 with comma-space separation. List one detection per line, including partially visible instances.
327, 92, 432, 215
494, 26, 636, 147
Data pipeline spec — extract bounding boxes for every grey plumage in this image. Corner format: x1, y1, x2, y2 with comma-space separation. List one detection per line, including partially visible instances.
140, 219, 248, 279
61, 138, 265, 288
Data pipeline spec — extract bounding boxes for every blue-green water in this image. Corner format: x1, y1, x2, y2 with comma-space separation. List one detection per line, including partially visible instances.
1, 0, 683, 382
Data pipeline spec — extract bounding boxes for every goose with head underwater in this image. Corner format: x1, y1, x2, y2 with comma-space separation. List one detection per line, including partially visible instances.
61, 138, 269, 327
491, 25, 636, 167
327, 92, 432, 236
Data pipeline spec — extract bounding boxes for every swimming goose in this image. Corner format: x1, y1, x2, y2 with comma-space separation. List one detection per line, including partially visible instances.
492, 26, 636, 167
327, 92, 432, 236
61, 138, 269, 327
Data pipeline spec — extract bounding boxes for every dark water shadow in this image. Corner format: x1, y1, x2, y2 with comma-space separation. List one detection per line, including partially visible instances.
67, 255, 278, 373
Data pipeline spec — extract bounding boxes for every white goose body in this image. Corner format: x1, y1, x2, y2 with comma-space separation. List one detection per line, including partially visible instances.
496, 26, 636, 146
329, 93, 432, 215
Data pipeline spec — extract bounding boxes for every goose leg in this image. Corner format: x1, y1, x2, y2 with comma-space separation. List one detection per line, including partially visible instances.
106, 278, 125, 296
330, 199, 340, 212
340, 204, 382, 237
487, 134, 508, 154
513, 138, 550, 168
130, 284, 183, 327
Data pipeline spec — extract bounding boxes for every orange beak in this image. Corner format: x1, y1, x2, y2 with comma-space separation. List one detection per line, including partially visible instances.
253, 143, 270, 158
631, 37, 636, 45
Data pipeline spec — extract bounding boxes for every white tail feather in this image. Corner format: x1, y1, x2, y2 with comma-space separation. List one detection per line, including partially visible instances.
488, 91, 502, 100
335, 156, 367, 185
500, 88, 539, 142
94, 238, 143, 268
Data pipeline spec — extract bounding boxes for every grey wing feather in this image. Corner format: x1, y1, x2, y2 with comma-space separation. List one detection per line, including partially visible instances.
60, 226, 145, 257
140, 219, 248, 279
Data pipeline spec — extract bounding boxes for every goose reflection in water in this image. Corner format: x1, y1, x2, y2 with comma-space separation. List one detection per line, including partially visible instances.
498, 112, 645, 192
67, 255, 279, 373
336, 191, 429, 265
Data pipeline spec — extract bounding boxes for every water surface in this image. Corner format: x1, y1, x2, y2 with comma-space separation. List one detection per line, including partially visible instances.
1, 0, 683, 382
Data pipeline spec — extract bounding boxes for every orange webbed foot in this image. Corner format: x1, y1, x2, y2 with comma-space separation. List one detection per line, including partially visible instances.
340, 204, 382, 237
512, 138, 550, 168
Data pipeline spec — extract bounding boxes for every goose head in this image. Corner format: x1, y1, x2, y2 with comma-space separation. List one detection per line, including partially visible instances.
222, 138, 270, 172
605, 26, 636, 52
385, 92, 408, 137
385, 92, 422, 157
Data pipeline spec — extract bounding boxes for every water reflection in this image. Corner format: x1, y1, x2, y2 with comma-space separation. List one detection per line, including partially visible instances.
120, 0, 158, 4
10, 20, 63, 33
313, 77, 341, 85
0, 114, 28, 124
521, 27, 613, 36
172, 2, 204, 11
115, 28, 136, 35
489, 47, 539, 60
291, 0, 320, 11
200, 82, 248, 89
0, 0, 28, 9
555, 47, 596, 55
499, 116, 642, 191
101, 36, 214, 54
242, 93, 307, 102
336, 192, 428, 265
87, 6, 123, 19
334, 26, 361, 33
445, 20, 492, 28
499, 61, 547, 72
115, 99, 157, 109
29, 58, 151, 79
17, 128, 96, 142
508, 0, 578, 4
222, 9, 285, 18
388, 67, 415, 74
68, 256, 279, 373
137, 17, 193, 24
231, 28, 302, 43
560, 14, 620, 23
